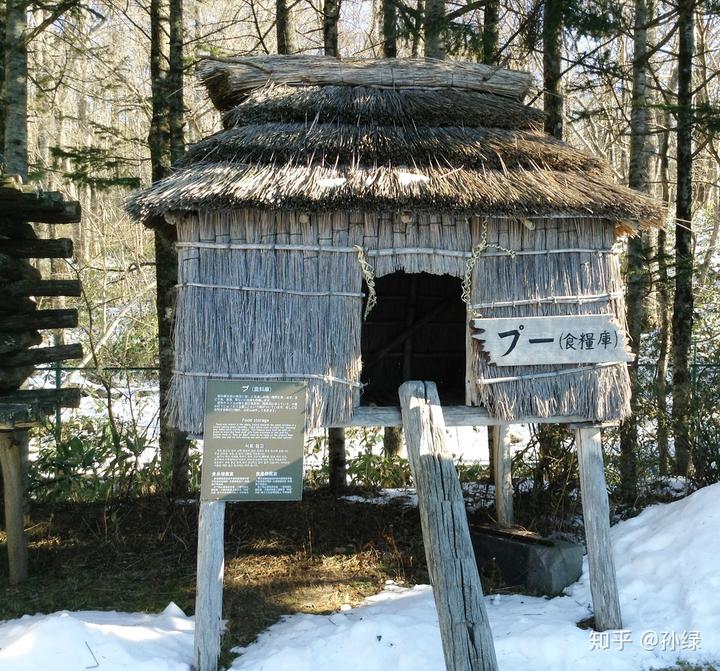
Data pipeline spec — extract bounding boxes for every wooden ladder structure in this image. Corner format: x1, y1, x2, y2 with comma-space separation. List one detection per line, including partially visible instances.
0, 174, 83, 584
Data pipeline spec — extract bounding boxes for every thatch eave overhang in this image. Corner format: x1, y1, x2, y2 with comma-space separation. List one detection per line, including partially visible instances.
126, 162, 665, 230
178, 123, 607, 176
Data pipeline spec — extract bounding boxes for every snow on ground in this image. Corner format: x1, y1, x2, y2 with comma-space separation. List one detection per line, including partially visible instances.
230, 482, 720, 671
342, 487, 419, 507
0, 603, 193, 671
342, 482, 497, 512
3, 484, 720, 671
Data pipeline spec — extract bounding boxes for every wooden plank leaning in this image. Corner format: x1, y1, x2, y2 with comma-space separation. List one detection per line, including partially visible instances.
575, 426, 622, 631
398, 381, 498, 671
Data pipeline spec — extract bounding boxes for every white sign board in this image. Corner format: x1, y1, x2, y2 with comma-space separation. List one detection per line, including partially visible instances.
470, 314, 634, 366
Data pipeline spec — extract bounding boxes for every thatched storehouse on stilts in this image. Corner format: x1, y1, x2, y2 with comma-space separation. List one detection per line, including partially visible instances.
129, 58, 667, 657
127, 56, 663, 433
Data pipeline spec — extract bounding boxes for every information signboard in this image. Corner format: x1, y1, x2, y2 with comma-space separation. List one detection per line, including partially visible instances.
200, 379, 306, 501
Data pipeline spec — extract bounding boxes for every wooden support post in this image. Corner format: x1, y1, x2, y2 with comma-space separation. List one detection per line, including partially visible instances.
0, 430, 29, 584
575, 426, 622, 631
328, 427, 346, 495
194, 500, 226, 671
399, 381, 498, 671
493, 424, 513, 528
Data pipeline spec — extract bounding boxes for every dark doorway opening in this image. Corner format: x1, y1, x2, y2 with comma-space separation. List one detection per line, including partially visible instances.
361, 271, 466, 406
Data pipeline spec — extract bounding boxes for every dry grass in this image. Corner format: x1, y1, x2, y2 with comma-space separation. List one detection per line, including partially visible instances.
181, 123, 606, 175
127, 161, 664, 226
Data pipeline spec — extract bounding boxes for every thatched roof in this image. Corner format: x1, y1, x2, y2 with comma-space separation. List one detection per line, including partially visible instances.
221, 86, 545, 131
127, 56, 664, 228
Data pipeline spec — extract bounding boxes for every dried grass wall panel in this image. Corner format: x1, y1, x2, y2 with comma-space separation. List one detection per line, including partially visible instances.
361, 211, 472, 278
168, 209, 629, 433
171, 210, 365, 433
469, 217, 631, 422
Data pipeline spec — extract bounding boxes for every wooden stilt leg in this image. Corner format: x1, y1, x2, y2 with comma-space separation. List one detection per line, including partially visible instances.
328, 427, 346, 495
194, 500, 226, 671
0, 430, 29, 585
493, 424, 513, 528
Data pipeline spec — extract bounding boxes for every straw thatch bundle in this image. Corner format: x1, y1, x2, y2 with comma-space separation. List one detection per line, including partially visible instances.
222, 85, 545, 131
181, 124, 606, 174
198, 56, 534, 111
126, 55, 665, 433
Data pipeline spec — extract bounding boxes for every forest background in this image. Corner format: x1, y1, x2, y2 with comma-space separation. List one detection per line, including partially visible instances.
2, 0, 720, 507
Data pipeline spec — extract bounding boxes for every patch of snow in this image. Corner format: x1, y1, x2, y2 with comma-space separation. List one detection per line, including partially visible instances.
318, 177, 347, 188
397, 172, 430, 186
0, 603, 193, 671
231, 483, 720, 671
342, 488, 418, 507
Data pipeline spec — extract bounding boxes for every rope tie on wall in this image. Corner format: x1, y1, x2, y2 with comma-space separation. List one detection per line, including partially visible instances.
355, 245, 377, 318
461, 219, 517, 306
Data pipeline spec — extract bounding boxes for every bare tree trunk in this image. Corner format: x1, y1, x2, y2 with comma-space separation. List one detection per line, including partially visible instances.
323, 0, 345, 487
619, 0, 653, 504
411, 0, 424, 57
656, 227, 671, 476
276, 0, 298, 55
150, 0, 189, 495
0, 3, 5, 153
167, 0, 189, 496
383, 426, 402, 457
481, 0, 499, 65
672, 0, 695, 477
537, 0, 564, 467
423, 0, 444, 59
543, 0, 563, 140
654, 65, 676, 478
328, 427, 347, 495
4, 0, 27, 178
323, 0, 340, 56
150, 0, 170, 183
381, 0, 397, 58
169, 0, 184, 165
2, 0, 30, 584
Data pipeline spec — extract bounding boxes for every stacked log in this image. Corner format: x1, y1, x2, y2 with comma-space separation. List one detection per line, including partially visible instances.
0, 174, 82, 425
0, 174, 84, 584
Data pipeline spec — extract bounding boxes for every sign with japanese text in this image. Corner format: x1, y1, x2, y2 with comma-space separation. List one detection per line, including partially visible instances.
470, 314, 634, 367
201, 379, 306, 502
